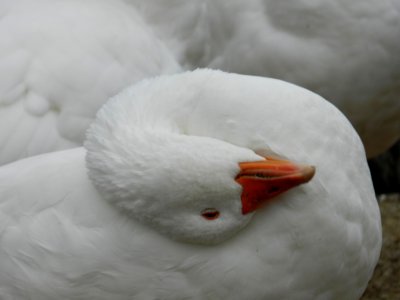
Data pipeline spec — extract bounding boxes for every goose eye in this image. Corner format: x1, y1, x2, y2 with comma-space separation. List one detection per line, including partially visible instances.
201, 208, 220, 220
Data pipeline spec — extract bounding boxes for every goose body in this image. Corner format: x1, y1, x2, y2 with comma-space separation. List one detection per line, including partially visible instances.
0, 0, 180, 165
132, 0, 400, 157
0, 70, 381, 299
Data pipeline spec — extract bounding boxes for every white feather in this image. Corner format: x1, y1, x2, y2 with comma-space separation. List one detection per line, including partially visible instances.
132, 0, 400, 157
0, 0, 180, 165
0, 70, 381, 299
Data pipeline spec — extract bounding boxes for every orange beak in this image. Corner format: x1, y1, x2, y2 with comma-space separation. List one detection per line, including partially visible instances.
235, 156, 315, 214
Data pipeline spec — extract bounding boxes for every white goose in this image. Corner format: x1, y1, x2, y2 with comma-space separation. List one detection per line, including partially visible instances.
0, 70, 381, 299
132, 0, 400, 157
0, 0, 180, 165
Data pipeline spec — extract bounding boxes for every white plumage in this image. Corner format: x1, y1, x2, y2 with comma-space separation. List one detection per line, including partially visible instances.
1, 0, 398, 163
0, 70, 381, 299
132, 0, 400, 157
0, 0, 180, 165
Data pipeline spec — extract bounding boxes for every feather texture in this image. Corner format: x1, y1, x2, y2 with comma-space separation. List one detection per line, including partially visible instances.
0, 70, 381, 299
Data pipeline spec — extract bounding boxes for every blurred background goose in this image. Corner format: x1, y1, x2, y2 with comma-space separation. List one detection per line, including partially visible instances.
0, 0, 180, 165
131, 0, 400, 158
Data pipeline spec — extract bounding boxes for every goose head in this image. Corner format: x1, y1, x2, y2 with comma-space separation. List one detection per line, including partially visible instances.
85, 70, 316, 245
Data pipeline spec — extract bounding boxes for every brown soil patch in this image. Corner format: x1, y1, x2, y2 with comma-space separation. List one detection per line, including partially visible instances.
362, 194, 400, 299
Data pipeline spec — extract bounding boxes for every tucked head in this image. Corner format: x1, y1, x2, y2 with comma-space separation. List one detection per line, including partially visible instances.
85, 70, 316, 245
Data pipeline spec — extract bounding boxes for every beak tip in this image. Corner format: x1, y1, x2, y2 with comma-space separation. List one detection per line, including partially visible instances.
303, 165, 316, 182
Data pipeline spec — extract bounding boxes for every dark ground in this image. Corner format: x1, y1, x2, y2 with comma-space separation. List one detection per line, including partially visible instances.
362, 194, 400, 299
368, 141, 400, 195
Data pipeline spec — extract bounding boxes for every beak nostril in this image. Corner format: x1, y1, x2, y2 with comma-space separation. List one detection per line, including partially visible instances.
269, 186, 280, 193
